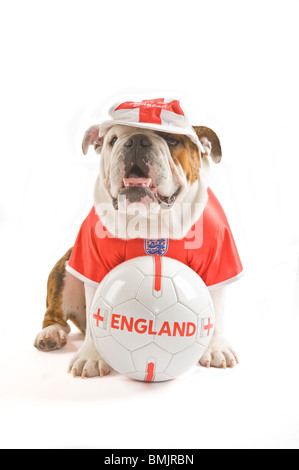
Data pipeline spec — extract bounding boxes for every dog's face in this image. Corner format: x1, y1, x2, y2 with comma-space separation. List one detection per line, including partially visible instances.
82, 123, 222, 239
100, 125, 203, 211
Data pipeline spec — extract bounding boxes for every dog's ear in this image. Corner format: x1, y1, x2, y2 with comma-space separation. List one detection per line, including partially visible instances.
82, 125, 103, 155
192, 126, 222, 163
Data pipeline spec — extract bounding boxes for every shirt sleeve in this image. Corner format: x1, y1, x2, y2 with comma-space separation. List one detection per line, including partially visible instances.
189, 189, 243, 290
203, 223, 243, 289
65, 207, 108, 287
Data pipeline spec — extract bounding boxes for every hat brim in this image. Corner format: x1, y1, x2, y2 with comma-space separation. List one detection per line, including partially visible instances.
99, 120, 205, 153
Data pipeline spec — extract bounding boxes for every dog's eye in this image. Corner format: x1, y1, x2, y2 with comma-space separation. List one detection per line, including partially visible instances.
165, 137, 179, 146
110, 136, 118, 146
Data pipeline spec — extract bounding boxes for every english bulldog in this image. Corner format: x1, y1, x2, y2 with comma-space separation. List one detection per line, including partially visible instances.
34, 98, 242, 378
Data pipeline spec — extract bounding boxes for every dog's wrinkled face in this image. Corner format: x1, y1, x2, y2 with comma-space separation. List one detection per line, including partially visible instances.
82, 121, 222, 239
98, 125, 201, 211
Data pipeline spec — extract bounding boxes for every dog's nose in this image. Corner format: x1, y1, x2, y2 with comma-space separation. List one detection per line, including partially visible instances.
124, 134, 152, 148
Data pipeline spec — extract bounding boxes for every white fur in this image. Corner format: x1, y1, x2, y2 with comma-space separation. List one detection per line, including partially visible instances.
200, 287, 238, 368
94, 125, 210, 240
68, 284, 110, 378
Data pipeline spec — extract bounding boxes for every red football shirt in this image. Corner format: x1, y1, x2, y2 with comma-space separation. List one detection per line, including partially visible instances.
66, 189, 243, 290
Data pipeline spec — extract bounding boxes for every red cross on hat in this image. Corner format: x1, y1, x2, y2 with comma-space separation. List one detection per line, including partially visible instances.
99, 98, 205, 152
115, 98, 184, 125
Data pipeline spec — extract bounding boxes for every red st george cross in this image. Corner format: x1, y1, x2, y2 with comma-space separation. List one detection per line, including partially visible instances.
204, 318, 214, 336
93, 308, 104, 327
115, 99, 184, 125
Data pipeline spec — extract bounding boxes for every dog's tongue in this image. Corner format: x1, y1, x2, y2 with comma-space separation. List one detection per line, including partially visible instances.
123, 177, 152, 188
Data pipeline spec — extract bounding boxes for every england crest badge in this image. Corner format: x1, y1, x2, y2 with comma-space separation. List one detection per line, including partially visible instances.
144, 238, 169, 256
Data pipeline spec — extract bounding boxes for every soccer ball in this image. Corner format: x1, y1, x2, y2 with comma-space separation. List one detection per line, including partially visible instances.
89, 256, 214, 382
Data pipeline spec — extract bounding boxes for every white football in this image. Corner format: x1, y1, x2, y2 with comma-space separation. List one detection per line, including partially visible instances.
89, 256, 214, 382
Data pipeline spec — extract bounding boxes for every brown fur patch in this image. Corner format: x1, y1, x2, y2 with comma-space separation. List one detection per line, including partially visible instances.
192, 126, 222, 163
159, 133, 201, 184
42, 248, 73, 329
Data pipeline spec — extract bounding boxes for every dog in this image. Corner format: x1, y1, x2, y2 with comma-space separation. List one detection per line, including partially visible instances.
34, 98, 243, 378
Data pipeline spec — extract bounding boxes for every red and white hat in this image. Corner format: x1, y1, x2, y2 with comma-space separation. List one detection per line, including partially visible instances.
99, 98, 205, 152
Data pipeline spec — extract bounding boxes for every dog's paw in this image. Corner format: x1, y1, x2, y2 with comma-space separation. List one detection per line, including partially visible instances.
34, 325, 68, 352
68, 349, 110, 378
199, 336, 238, 369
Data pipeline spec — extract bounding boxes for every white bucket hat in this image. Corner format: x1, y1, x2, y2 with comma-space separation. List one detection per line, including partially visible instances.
99, 98, 205, 153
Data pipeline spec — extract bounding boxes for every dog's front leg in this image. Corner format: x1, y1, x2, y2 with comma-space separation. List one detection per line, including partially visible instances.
199, 286, 238, 368
68, 283, 110, 378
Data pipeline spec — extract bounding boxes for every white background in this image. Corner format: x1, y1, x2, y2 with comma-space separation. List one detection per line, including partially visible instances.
1, 0, 299, 449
